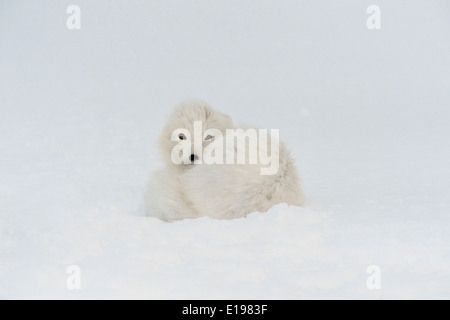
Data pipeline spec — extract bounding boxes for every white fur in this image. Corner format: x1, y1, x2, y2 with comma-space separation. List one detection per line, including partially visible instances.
145, 99, 304, 222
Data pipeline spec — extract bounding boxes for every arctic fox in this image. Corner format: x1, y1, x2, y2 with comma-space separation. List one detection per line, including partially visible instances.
145, 99, 304, 221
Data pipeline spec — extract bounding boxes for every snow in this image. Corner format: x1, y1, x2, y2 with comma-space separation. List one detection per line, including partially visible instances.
1, 0, 449, 299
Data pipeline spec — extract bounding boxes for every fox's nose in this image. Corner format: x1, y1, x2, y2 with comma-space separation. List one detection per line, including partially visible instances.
190, 154, 199, 163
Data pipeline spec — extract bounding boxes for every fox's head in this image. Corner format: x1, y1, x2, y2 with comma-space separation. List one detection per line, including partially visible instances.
158, 99, 233, 171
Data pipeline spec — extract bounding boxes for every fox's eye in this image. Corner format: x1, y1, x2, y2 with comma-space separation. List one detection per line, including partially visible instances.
204, 135, 213, 141
178, 133, 186, 140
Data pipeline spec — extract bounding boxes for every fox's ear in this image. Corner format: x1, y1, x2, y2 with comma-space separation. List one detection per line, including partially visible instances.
216, 111, 234, 128
205, 108, 213, 119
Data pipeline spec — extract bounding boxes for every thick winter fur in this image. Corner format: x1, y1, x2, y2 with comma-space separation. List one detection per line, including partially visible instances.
145, 99, 304, 221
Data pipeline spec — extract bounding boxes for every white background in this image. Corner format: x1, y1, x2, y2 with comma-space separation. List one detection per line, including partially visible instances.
0, 0, 449, 299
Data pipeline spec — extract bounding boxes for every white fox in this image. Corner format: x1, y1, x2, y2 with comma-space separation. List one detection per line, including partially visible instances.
145, 99, 304, 221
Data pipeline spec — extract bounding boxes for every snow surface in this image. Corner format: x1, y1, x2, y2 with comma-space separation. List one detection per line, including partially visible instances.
1, 0, 449, 299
